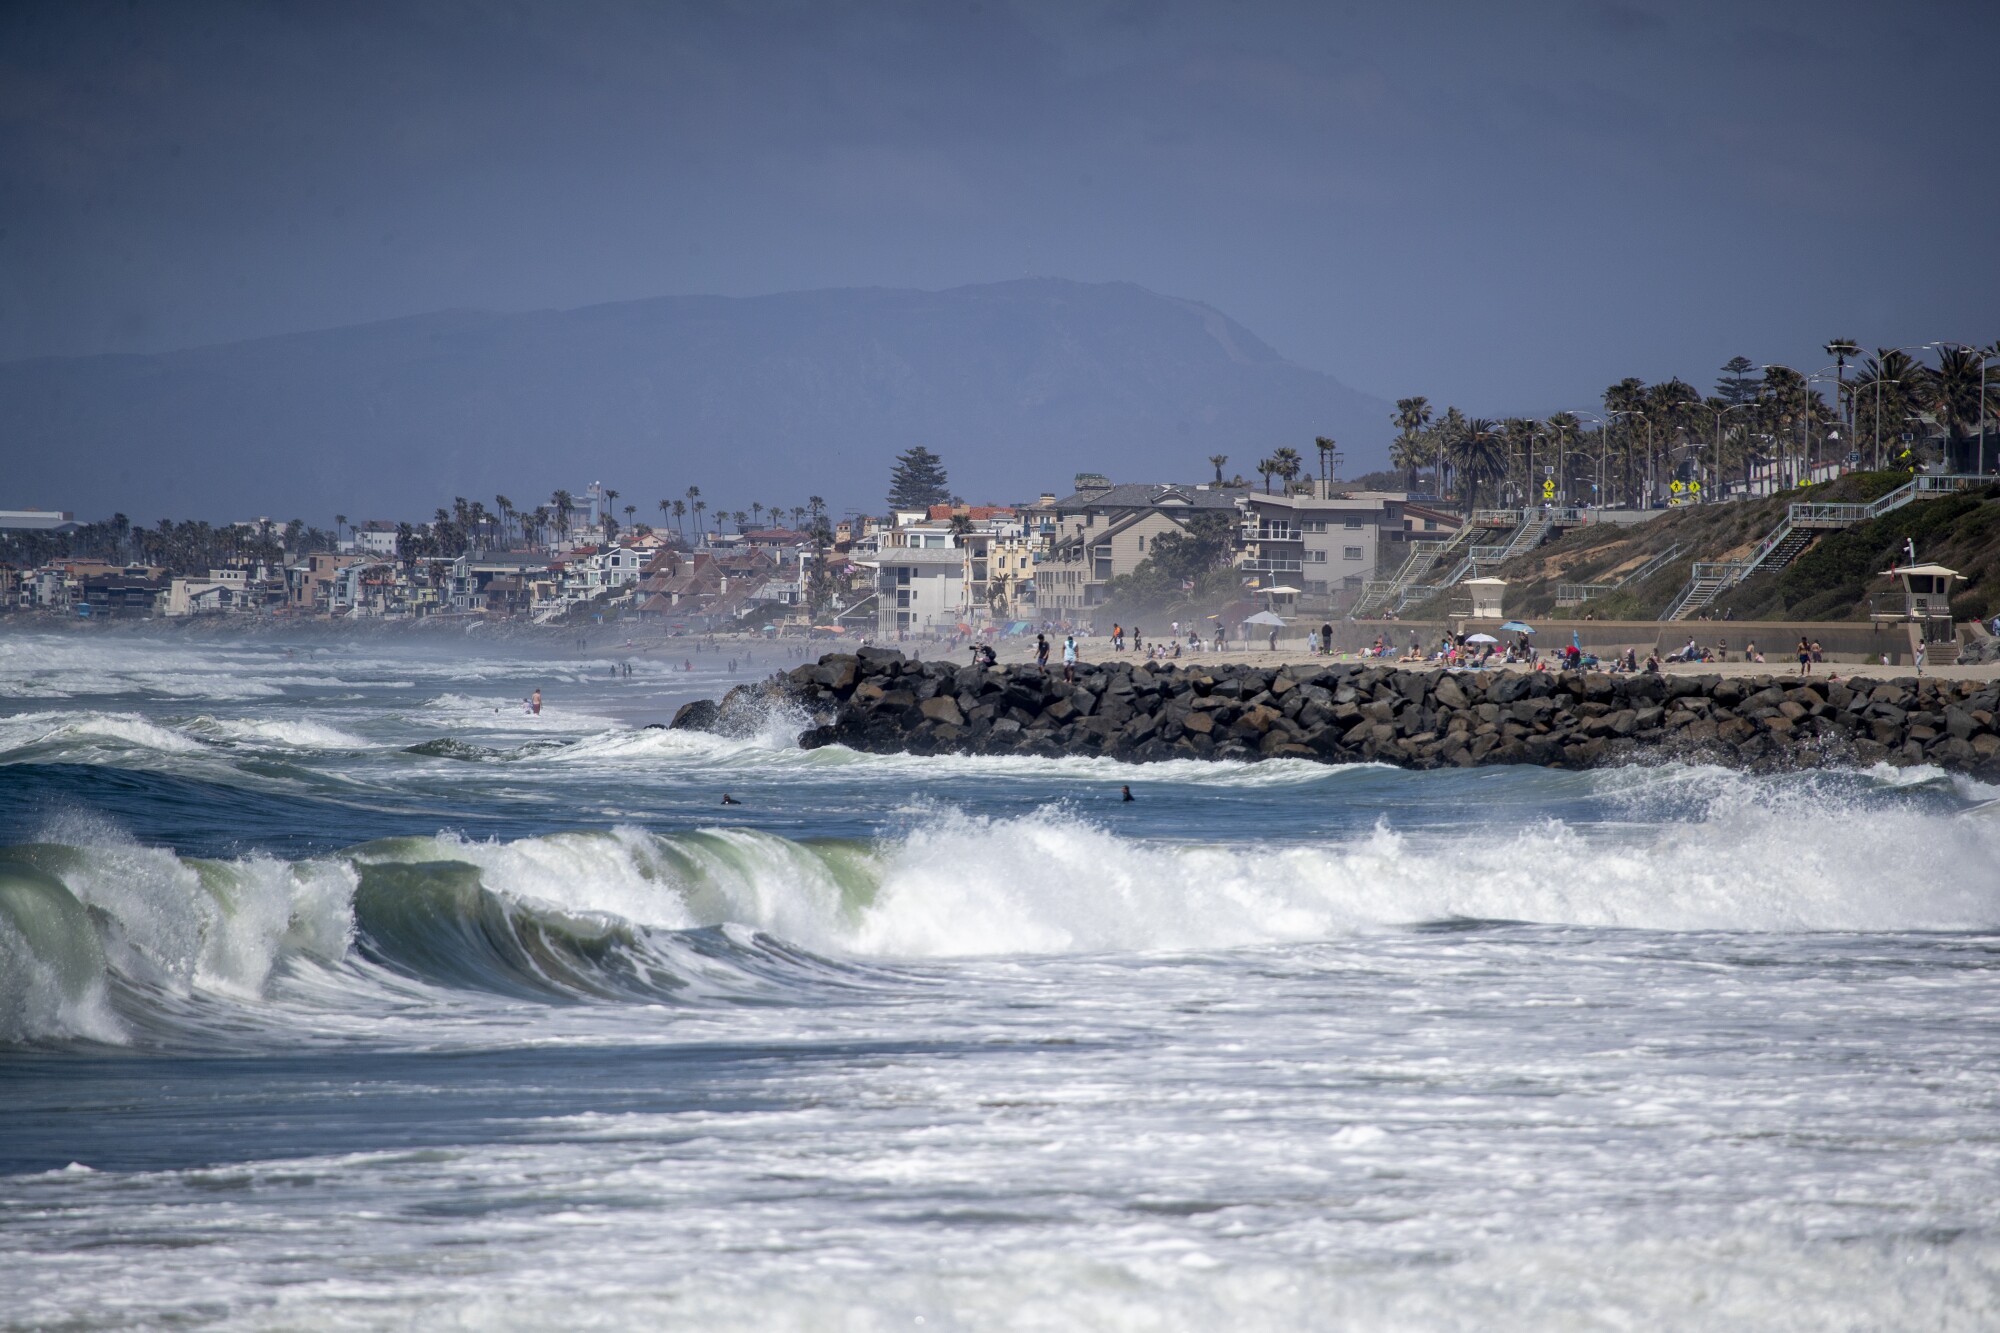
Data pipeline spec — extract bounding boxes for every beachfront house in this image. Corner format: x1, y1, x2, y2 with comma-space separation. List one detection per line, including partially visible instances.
1036, 481, 1249, 614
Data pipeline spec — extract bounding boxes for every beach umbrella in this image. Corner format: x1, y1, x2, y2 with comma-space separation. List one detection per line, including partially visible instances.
1466, 632, 1498, 643
1500, 620, 1536, 634
1242, 610, 1288, 627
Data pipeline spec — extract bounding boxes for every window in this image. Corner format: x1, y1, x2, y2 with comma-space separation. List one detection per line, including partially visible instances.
1302, 520, 1327, 534
1344, 517, 1362, 529
897, 567, 911, 585
1343, 546, 1363, 561
1136, 535, 1145, 552
1311, 550, 1327, 563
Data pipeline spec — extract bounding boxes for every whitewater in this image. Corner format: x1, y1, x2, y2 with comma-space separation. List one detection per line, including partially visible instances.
4, 630, 2000, 1330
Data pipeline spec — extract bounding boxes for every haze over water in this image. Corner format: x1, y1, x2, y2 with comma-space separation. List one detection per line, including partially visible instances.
2, 630, 1999, 1329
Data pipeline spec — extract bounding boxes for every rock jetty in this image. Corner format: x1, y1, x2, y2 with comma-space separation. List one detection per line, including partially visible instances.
671, 648, 2000, 777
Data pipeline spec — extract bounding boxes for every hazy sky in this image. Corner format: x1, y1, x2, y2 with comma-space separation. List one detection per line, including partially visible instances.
4, 0, 1997, 413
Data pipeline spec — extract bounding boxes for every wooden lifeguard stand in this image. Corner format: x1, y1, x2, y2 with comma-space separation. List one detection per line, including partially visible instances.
1875, 554, 1964, 666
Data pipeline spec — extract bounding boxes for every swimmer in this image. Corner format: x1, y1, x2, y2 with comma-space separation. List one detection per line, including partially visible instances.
721, 793, 742, 806
1121, 784, 1134, 803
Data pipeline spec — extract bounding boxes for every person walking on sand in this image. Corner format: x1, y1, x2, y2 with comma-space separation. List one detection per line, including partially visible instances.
1797, 636, 1812, 676
1062, 635, 1078, 684
1321, 622, 1333, 656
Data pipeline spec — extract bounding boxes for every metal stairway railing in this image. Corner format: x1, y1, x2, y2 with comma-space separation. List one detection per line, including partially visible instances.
1660, 474, 1988, 620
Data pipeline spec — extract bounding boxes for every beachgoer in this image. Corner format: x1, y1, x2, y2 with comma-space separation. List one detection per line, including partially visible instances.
1036, 633, 1050, 673
721, 793, 741, 805
1268, 627, 1279, 652
1797, 636, 1812, 676
1321, 622, 1333, 655
530, 688, 542, 715
1062, 635, 1078, 683
1121, 785, 1134, 803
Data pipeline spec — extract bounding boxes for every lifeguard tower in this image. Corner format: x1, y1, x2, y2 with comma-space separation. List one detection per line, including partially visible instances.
1875, 550, 1964, 666
1450, 576, 1506, 625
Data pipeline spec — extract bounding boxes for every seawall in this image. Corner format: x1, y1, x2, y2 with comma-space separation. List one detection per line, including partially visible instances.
674, 649, 2000, 777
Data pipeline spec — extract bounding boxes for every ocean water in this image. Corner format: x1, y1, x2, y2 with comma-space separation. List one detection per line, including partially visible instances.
4, 629, 2000, 1331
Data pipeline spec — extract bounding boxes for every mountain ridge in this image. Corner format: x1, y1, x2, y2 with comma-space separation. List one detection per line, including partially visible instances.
1, 278, 1389, 522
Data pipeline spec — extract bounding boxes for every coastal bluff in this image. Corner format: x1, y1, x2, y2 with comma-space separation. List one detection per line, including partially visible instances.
673, 648, 2000, 777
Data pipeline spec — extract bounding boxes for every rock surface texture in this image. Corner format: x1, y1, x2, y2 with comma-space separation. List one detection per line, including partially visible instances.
674, 649, 2000, 777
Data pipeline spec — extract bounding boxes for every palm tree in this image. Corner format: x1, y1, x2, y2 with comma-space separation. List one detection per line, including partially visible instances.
551, 489, 576, 543
1314, 435, 1338, 489
1270, 446, 1304, 493
731, 510, 748, 533
1435, 406, 1467, 502
751, 502, 764, 529
1391, 397, 1433, 492
692, 499, 707, 538
1256, 458, 1278, 493
791, 506, 807, 528
1208, 453, 1229, 484
1501, 418, 1539, 504
658, 498, 673, 533
601, 488, 621, 539
1825, 338, 1861, 428
1924, 345, 1990, 470
1456, 419, 1505, 515
1852, 350, 1925, 469
672, 499, 687, 540
624, 504, 638, 534
334, 514, 347, 547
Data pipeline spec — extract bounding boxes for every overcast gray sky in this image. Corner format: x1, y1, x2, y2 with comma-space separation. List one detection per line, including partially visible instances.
3, 0, 1996, 413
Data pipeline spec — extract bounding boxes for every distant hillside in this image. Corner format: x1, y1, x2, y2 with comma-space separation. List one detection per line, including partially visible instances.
1431, 473, 2000, 623
0, 279, 1389, 523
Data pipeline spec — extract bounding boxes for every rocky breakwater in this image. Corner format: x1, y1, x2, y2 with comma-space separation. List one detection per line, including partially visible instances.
671, 648, 2000, 776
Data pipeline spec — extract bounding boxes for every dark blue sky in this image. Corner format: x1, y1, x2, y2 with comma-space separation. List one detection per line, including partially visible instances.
3, 0, 1995, 415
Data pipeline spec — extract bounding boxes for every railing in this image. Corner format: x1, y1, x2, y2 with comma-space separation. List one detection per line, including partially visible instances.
1555, 583, 1617, 606
1468, 544, 1512, 562
1624, 543, 1684, 585
1791, 503, 1870, 527
1689, 561, 1747, 580
1243, 558, 1304, 574
1471, 509, 1521, 527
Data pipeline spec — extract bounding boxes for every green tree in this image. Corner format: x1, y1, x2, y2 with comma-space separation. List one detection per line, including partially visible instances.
1208, 453, 1229, 484
887, 446, 951, 510
1716, 356, 1760, 407
1455, 419, 1505, 514
1271, 446, 1304, 493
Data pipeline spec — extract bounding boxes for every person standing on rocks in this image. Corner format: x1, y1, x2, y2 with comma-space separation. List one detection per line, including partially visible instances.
1062, 635, 1079, 684
1036, 633, 1050, 674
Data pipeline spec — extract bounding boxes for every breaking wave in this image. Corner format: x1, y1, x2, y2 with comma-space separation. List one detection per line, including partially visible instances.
5, 766, 1998, 1047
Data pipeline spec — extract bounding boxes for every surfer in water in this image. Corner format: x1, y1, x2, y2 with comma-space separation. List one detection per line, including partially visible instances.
1121, 784, 1134, 802
721, 793, 742, 806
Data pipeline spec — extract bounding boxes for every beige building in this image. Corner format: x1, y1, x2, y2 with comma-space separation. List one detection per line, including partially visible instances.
1037, 482, 1248, 613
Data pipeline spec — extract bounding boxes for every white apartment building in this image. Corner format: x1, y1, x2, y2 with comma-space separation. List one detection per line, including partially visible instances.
863, 547, 968, 637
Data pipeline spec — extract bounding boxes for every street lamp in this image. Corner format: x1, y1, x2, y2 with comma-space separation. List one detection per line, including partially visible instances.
1564, 411, 1611, 509
1707, 401, 1758, 501
1607, 410, 1651, 506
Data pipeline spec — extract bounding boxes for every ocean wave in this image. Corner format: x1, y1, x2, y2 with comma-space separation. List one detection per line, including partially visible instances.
6, 773, 1998, 1046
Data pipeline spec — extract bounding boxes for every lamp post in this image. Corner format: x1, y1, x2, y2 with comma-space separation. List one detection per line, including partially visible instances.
1608, 410, 1654, 506
1707, 402, 1757, 501
1565, 411, 1611, 509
